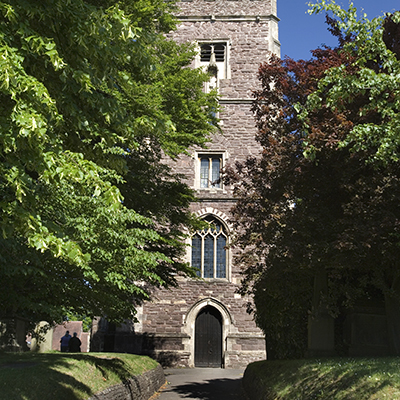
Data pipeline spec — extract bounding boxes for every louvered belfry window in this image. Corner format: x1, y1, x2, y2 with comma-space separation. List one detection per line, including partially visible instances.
191, 216, 227, 279
198, 41, 228, 85
200, 43, 226, 62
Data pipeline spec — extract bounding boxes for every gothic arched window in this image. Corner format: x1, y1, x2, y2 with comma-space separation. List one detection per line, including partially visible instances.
191, 215, 227, 279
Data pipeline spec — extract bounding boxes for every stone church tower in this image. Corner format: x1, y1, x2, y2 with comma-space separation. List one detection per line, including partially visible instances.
103, 0, 280, 368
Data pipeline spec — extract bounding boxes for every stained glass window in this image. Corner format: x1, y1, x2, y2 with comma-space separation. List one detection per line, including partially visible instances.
191, 216, 228, 279
191, 234, 202, 277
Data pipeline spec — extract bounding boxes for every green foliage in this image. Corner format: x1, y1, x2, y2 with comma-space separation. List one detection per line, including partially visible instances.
65, 312, 92, 332
227, 2, 400, 358
306, 1, 400, 164
0, 0, 218, 325
252, 266, 313, 359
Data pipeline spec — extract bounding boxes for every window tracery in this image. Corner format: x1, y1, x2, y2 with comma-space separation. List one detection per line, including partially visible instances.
191, 215, 228, 279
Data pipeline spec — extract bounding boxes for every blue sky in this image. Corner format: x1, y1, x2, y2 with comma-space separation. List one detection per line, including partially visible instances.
278, 1, 400, 60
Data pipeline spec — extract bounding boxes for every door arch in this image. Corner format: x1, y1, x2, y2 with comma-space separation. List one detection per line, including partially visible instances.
195, 306, 222, 367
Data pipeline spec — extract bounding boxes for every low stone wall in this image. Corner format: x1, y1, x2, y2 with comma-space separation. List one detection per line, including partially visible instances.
88, 364, 165, 400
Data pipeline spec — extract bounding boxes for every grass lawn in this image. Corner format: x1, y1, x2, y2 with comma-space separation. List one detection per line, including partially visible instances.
0, 351, 159, 400
243, 357, 400, 399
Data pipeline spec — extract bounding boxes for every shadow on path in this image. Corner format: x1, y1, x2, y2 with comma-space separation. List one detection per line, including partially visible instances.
157, 368, 245, 400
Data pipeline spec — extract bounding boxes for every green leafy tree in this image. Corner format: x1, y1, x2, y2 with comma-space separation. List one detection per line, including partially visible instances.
0, 0, 218, 328
226, 3, 400, 358
305, 1, 400, 164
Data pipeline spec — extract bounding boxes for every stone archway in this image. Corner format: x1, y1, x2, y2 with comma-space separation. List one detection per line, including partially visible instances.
194, 208, 233, 232
183, 298, 233, 368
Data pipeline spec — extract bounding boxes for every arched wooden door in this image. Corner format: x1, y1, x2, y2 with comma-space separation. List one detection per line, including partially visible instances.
195, 306, 222, 367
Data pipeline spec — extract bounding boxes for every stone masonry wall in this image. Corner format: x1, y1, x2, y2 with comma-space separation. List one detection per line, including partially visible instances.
169, 1, 278, 195
175, 21, 272, 97
170, 103, 263, 197
176, 0, 276, 17
121, 0, 276, 369
142, 282, 259, 335
130, 279, 266, 368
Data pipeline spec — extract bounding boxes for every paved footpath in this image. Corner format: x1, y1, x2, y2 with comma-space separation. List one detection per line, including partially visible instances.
154, 368, 246, 400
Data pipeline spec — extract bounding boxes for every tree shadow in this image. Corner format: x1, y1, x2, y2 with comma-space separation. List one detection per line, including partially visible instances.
161, 376, 244, 400
289, 359, 400, 399
243, 358, 400, 399
0, 353, 138, 400
68, 353, 135, 381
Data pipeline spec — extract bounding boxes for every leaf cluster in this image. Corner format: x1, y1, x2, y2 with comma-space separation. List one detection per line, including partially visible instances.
0, 0, 218, 325
305, 1, 400, 164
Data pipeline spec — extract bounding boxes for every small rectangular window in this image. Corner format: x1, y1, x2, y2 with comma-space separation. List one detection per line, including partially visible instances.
199, 154, 221, 188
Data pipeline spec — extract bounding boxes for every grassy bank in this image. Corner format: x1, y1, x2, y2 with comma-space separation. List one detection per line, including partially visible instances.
243, 357, 400, 399
0, 351, 159, 400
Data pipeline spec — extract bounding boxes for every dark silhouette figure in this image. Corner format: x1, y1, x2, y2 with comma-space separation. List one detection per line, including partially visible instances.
60, 330, 71, 352
68, 332, 82, 352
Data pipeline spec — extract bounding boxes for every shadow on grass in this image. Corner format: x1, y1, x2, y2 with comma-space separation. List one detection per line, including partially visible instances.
65, 353, 135, 381
161, 377, 244, 400
287, 365, 391, 399
0, 352, 137, 400
244, 358, 400, 400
